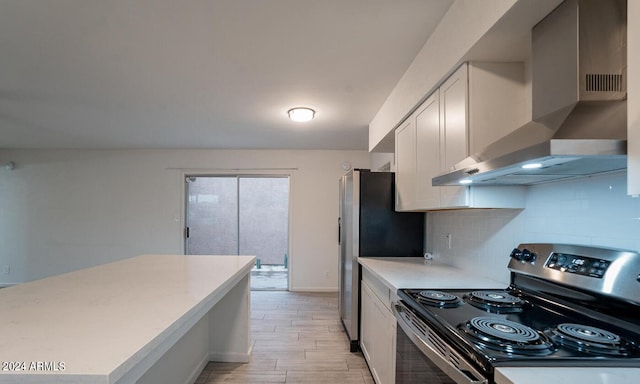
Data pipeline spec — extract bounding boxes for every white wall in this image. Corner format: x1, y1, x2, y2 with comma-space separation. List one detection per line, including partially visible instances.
0, 149, 370, 290
368, 0, 518, 151
427, 171, 640, 285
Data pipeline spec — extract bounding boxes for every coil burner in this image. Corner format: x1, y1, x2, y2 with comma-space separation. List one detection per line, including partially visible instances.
416, 290, 463, 308
460, 317, 555, 356
464, 291, 526, 313
545, 323, 637, 356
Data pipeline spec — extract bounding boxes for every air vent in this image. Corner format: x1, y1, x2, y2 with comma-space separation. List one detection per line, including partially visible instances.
427, 332, 447, 356
449, 353, 461, 368
586, 74, 624, 92
409, 317, 427, 336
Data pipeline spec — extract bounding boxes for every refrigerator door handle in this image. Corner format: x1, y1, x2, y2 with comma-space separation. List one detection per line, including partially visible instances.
338, 217, 341, 245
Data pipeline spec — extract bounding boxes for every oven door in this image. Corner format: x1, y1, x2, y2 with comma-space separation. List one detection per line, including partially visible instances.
393, 301, 487, 384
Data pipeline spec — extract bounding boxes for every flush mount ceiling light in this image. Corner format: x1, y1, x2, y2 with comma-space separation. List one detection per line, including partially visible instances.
522, 163, 543, 169
288, 107, 315, 122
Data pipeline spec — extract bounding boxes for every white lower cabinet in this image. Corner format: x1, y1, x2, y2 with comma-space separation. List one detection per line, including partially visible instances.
361, 271, 396, 384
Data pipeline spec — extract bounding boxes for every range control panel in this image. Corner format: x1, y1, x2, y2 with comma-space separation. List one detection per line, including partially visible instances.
508, 244, 640, 303
545, 252, 610, 278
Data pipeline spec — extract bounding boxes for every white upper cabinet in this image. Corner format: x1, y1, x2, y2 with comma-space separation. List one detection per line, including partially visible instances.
395, 62, 527, 211
394, 118, 416, 211
439, 64, 468, 207
415, 92, 441, 209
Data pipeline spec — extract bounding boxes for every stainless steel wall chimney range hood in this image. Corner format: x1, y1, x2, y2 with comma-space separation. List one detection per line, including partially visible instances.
433, 0, 627, 186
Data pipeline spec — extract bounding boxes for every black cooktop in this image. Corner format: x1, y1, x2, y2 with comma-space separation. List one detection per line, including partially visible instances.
398, 287, 640, 375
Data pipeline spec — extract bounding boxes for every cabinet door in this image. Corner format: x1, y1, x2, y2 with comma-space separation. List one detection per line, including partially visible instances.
395, 118, 416, 211
415, 92, 441, 209
439, 64, 469, 207
372, 296, 393, 384
360, 280, 374, 365
361, 279, 394, 384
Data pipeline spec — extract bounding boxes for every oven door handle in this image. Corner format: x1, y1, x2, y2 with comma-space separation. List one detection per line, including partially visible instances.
392, 301, 487, 384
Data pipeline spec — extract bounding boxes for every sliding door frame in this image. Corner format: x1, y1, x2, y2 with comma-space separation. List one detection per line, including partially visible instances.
180, 170, 293, 289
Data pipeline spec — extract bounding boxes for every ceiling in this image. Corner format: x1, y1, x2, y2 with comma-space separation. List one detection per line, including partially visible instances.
0, 0, 454, 150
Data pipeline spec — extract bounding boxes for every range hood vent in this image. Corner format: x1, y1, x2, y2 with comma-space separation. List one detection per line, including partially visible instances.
586, 74, 623, 92
433, 0, 627, 186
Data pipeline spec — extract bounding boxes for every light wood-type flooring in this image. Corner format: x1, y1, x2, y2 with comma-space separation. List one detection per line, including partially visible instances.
195, 291, 375, 383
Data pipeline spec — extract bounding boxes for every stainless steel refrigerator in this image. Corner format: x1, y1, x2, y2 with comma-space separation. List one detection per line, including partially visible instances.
338, 169, 424, 352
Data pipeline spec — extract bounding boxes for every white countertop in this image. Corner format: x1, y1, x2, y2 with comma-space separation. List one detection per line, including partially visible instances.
358, 257, 504, 292
496, 367, 640, 384
0, 254, 255, 383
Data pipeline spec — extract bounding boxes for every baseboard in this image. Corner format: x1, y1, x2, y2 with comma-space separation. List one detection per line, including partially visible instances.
289, 287, 339, 293
209, 350, 251, 363
184, 354, 210, 384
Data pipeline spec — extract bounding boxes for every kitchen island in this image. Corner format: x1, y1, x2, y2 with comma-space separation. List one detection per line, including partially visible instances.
0, 254, 255, 384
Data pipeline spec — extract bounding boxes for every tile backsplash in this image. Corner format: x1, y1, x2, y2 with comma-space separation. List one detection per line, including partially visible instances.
426, 171, 640, 285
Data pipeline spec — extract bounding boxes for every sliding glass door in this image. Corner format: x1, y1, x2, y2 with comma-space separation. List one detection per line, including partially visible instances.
185, 175, 290, 290
185, 176, 239, 255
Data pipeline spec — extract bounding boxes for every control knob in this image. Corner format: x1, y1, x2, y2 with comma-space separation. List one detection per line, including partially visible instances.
510, 248, 523, 260
510, 248, 536, 262
521, 248, 536, 262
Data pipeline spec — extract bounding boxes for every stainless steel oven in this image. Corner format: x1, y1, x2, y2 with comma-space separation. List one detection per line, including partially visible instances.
394, 301, 485, 383
393, 243, 640, 384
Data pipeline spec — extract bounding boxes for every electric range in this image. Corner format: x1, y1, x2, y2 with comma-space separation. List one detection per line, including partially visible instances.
393, 244, 640, 384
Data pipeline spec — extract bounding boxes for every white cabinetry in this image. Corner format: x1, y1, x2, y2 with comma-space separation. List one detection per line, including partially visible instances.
439, 66, 468, 207
360, 269, 396, 384
395, 118, 416, 211
396, 92, 441, 211
415, 93, 441, 209
395, 62, 527, 211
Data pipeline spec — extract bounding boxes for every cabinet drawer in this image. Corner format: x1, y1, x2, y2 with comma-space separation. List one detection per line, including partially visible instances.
362, 268, 391, 310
